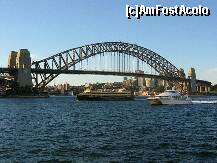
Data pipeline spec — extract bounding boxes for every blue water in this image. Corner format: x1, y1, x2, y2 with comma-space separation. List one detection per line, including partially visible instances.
1, 96, 217, 162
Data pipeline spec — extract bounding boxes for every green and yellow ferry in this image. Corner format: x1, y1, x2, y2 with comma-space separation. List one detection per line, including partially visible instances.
77, 85, 134, 101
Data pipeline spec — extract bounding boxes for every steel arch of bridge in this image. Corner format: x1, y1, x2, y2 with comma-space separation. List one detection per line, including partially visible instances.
32, 42, 185, 89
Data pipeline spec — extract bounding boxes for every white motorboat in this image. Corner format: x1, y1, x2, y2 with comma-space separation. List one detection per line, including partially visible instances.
147, 90, 192, 105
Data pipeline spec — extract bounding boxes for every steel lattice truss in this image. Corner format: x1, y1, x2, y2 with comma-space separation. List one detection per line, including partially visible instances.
32, 42, 185, 89
0, 68, 15, 81
0, 73, 10, 78
0, 73, 15, 86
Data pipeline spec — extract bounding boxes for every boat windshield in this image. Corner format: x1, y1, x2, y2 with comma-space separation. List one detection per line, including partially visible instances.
165, 90, 176, 93
158, 90, 181, 97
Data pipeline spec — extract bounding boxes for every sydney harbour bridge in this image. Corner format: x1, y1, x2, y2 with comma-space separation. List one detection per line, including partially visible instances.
0, 42, 211, 93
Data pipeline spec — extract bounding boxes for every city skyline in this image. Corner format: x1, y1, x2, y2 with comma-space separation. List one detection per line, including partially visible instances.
0, 0, 216, 85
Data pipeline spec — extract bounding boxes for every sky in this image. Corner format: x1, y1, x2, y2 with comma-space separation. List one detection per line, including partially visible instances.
0, 0, 216, 85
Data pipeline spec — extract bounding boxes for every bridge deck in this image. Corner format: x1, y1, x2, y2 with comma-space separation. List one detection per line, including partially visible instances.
0, 67, 211, 85
31, 69, 189, 82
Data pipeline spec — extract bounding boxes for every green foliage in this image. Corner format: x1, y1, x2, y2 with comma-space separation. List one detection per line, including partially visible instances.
7, 83, 33, 95
154, 86, 165, 93
211, 84, 217, 92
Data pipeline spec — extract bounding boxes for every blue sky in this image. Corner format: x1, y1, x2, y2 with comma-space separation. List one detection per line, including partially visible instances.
0, 0, 216, 85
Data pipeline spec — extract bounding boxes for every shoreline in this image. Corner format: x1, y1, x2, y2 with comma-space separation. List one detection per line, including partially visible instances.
0, 95, 49, 98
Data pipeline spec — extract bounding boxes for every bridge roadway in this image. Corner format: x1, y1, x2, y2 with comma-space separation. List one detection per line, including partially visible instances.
1, 67, 188, 81
0, 67, 17, 73
0, 67, 211, 85
31, 68, 189, 82
0, 68, 16, 80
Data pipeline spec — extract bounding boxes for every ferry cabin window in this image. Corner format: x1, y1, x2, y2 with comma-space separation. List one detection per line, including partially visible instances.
166, 90, 176, 93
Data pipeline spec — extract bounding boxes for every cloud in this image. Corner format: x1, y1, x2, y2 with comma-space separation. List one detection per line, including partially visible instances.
207, 67, 217, 74
203, 67, 217, 85
31, 53, 41, 61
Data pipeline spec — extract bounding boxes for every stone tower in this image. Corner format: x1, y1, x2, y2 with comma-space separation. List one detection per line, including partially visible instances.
8, 51, 18, 68
188, 68, 196, 93
8, 49, 33, 87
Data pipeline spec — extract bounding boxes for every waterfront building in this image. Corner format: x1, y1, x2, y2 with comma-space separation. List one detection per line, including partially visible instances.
137, 77, 144, 87
152, 78, 158, 88
123, 78, 132, 87
157, 79, 169, 88
196, 81, 211, 93
64, 82, 70, 91
145, 78, 151, 88
145, 78, 156, 88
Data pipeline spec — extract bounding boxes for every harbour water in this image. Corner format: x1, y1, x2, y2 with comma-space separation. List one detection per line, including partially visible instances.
1, 96, 217, 162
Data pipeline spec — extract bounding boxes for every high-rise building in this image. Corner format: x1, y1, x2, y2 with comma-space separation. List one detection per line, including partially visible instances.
64, 82, 70, 91
145, 78, 151, 88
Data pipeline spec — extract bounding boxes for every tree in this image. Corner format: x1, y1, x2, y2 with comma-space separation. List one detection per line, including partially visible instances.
154, 86, 165, 93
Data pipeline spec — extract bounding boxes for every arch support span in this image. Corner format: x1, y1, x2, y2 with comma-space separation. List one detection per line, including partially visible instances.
32, 42, 185, 89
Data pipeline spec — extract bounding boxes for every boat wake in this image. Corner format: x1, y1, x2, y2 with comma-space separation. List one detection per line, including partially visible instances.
192, 100, 217, 104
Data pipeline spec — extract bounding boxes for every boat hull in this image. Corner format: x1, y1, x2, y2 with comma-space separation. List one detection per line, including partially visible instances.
147, 97, 162, 105
147, 97, 192, 105
160, 98, 192, 105
77, 93, 134, 101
